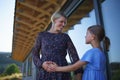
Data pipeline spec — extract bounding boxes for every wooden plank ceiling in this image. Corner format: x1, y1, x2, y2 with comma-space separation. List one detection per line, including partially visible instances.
12, 0, 94, 62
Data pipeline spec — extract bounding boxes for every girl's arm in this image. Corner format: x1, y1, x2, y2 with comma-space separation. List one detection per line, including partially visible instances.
66, 34, 83, 73
56, 60, 86, 72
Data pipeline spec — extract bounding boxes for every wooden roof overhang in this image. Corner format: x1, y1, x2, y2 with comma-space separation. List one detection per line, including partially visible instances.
12, 0, 102, 62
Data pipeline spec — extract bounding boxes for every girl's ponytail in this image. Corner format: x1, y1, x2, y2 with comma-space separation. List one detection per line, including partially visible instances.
103, 36, 110, 52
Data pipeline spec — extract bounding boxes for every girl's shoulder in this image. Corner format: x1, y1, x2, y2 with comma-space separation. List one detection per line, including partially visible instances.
86, 48, 104, 55
85, 48, 100, 54
88, 48, 101, 51
86, 48, 95, 53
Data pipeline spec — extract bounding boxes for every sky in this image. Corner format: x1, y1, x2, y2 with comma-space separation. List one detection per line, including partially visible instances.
0, 0, 15, 52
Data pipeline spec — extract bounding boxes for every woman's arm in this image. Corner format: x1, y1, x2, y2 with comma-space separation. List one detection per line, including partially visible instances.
32, 33, 43, 69
56, 61, 86, 72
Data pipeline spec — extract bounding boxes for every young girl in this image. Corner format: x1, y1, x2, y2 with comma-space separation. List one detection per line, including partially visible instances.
48, 25, 110, 80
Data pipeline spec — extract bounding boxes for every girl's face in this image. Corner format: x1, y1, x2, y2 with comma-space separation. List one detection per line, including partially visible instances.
85, 30, 94, 44
53, 16, 67, 32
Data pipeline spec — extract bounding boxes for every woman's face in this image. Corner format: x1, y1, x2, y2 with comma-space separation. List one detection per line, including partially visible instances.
53, 16, 67, 32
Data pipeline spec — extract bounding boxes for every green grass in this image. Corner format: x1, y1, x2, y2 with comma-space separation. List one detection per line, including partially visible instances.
0, 73, 22, 80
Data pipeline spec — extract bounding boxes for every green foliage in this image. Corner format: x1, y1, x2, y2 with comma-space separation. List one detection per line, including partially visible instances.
0, 73, 7, 77
111, 69, 120, 80
4, 64, 20, 75
11, 77, 21, 80
0, 66, 5, 74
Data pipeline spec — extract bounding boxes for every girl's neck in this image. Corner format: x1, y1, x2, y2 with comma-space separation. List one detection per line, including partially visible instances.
91, 41, 102, 50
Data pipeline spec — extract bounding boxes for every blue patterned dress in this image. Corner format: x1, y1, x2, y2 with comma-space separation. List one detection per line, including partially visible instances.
32, 31, 82, 80
81, 48, 106, 80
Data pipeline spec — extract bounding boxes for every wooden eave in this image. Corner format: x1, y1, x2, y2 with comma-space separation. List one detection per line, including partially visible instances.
12, 0, 103, 62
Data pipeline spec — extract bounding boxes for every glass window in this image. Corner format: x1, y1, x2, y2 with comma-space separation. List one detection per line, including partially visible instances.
27, 57, 32, 76
23, 62, 26, 77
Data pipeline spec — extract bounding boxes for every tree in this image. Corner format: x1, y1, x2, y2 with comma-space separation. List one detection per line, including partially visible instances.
0, 66, 5, 74
112, 69, 120, 80
4, 63, 20, 75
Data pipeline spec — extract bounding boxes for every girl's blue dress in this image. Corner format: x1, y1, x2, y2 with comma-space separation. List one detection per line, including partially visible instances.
81, 48, 106, 80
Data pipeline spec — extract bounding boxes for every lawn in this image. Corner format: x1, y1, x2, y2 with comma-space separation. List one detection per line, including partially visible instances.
0, 73, 22, 80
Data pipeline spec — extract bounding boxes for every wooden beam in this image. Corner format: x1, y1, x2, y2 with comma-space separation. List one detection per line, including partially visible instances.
19, 2, 50, 16
46, 0, 59, 6
16, 20, 32, 28
16, 12, 48, 26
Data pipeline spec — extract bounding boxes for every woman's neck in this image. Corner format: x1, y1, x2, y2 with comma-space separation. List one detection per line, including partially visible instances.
49, 26, 61, 33
48, 29, 58, 33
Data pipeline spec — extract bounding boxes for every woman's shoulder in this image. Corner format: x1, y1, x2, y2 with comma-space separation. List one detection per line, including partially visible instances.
59, 32, 71, 37
61, 33, 72, 40
36, 31, 47, 38
61, 32, 69, 36
38, 31, 47, 35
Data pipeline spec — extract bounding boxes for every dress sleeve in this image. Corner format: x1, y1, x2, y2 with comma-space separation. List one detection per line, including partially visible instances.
32, 33, 43, 69
81, 50, 93, 63
66, 34, 83, 74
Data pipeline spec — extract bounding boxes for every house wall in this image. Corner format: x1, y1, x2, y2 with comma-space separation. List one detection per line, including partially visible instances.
22, 0, 120, 80
69, 0, 120, 63
68, 0, 120, 80
102, 0, 120, 63
68, 9, 96, 59
22, 54, 36, 80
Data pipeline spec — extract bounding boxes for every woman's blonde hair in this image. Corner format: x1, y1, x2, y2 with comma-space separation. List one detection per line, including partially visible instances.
51, 11, 67, 25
